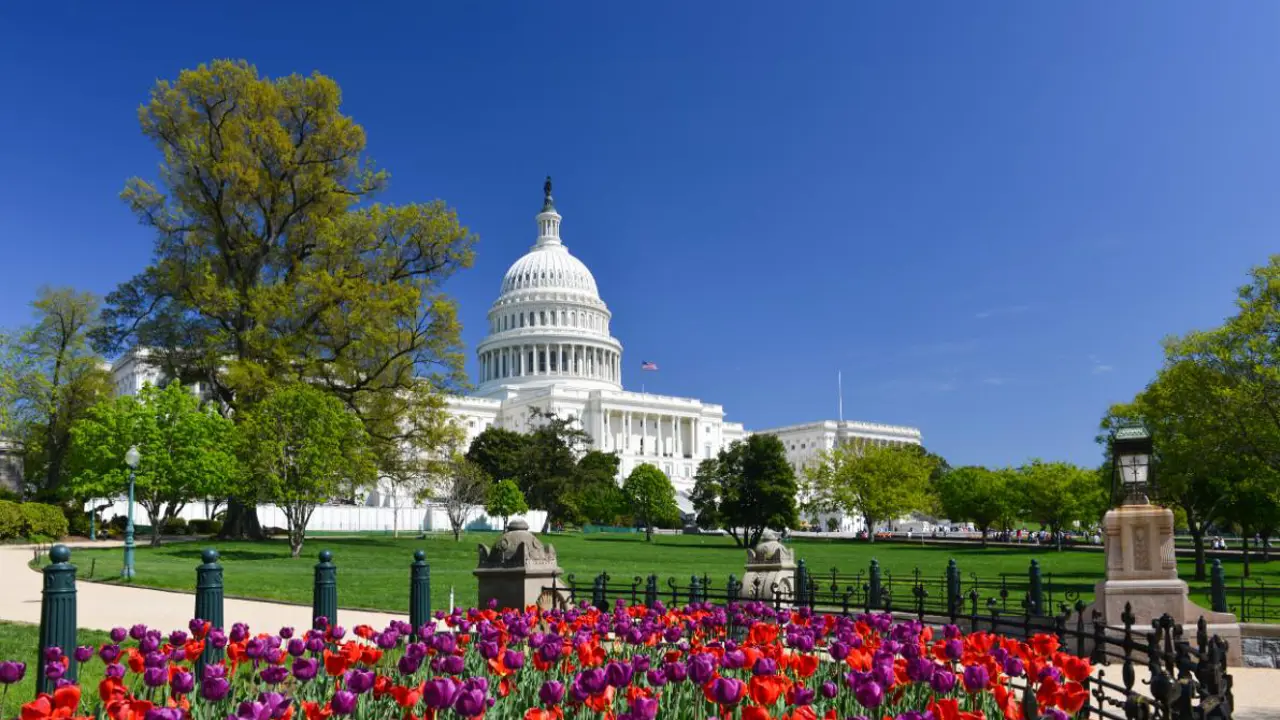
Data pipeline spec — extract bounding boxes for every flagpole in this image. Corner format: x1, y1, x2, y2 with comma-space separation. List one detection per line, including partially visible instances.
838, 370, 843, 422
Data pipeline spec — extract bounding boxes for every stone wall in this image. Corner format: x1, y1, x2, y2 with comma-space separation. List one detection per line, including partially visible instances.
0, 441, 22, 495
1240, 624, 1280, 667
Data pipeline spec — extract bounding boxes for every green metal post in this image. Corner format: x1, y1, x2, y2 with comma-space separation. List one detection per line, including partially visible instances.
122, 470, 136, 580
313, 550, 337, 628
410, 550, 431, 632
689, 575, 701, 605
37, 545, 77, 695
89, 512, 95, 542
194, 548, 224, 668
592, 573, 605, 610
946, 558, 961, 616
727, 573, 740, 605
1210, 559, 1228, 613
645, 574, 658, 607
1028, 559, 1044, 616
868, 558, 882, 610
795, 559, 809, 608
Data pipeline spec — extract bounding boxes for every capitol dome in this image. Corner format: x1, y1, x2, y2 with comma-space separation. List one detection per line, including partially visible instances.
474, 179, 624, 397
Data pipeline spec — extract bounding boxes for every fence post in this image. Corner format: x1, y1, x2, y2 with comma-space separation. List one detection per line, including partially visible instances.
795, 559, 809, 608
689, 575, 702, 605
194, 548, 224, 669
727, 573, 740, 605
1028, 559, 1043, 616
1210, 559, 1228, 613
313, 550, 338, 628
38, 545, 77, 695
410, 550, 431, 632
592, 573, 605, 610
868, 559, 882, 610
946, 559, 961, 620
645, 574, 658, 607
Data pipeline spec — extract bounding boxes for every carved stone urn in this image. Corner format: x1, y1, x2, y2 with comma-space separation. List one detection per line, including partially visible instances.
474, 519, 566, 611
742, 530, 796, 601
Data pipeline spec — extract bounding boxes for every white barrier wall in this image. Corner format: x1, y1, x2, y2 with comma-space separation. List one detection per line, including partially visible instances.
93, 500, 547, 535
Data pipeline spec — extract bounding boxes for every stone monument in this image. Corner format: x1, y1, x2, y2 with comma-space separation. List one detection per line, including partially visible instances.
1094, 503, 1241, 664
743, 530, 796, 601
474, 519, 566, 611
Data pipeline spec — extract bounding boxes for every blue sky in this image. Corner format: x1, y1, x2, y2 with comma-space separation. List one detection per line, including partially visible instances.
1, 3, 1276, 468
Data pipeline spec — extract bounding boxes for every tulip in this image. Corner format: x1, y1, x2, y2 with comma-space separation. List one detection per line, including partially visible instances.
944, 638, 963, 661
43, 661, 64, 680
170, 670, 195, 695
293, 658, 319, 682
230, 623, 249, 642
110, 627, 127, 643
105, 663, 125, 680
709, 677, 745, 706
539, 680, 565, 706
424, 677, 460, 709
577, 668, 607, 696
752, 657, 777, 676
828, 641, 849, 661
73, 645, 93, 663
144, 709, 183, 720
129, 624, 148, 640
1003, 656, 1025, 678
453, 688, 487, 717
43, 646, 63, 663
931, 668, 957, 694
345, 669, 375, 694
503, 649, 525, 670
854, 680, 883, 709
279, 627, 294, 639
962, 664, 989, 693
210, 629, 228, 650
646, 669, 668, 687
664, 661, 688, 683
201, 676, 231, 701
606, 660, 634, 688
169, 630, 188, 646
820, 680, 838, 699
0, 661, 25, 684
689, 654, 716, 685
791, 684, 816, 705
625, 696, 659, 720
139, 636, 160, 654
330, 690, 357, 716
722, 649, 746, 669
397, 654, 422, 675
286, 638, 306, 658
441, 655, 465, 675
906, 657, 935, 683
143, 667, 167, 687
260, 665, 289, 684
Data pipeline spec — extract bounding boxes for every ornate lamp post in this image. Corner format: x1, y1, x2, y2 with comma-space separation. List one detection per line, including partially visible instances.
121, 445, 140, 580
1110, 423, 1154, 507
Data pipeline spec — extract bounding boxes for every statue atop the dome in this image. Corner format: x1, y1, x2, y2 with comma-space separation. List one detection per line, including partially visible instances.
542, 176, 555, 212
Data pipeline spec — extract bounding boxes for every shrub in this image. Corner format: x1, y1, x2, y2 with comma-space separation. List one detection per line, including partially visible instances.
0, 487, 21, 502
20, 502, 69, 539
0, 500, 23, 539
66, 510, 94, 537
188, 519, 223, 535
161, 516, 189, 535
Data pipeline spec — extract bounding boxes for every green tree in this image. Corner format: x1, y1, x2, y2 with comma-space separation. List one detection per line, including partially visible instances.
804, 442, 934, 543
1016, 460, 1104, 550
0, 288, 113, 498
623, 463, 680, 542
466, 427, 528, 488
67, 382, 237, 545
237, 384, 374, 557
431, 453, 491, 541
485, 479, 528, 529
689, 458, 724, 530
517, 408, 592, 530
934, 465, 1014, 547
92, 60, 475, 539
570, 450, 625, 526
703, 435, 799, 547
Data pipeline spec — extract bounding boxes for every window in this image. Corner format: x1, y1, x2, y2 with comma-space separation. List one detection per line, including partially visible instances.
540, 311, 546, 325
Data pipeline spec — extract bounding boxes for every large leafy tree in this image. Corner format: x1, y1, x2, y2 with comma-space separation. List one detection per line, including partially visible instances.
571, 451, 626, 526
701, 435, 799, 547
689, 458, 725, 530
93, 60, 475, 539
485, 479, 528, 529
0, 288, 113, 498
934, 465, 1015, 547
623, 463, 680, 542
431, 453, 491, 542
67, 382, 237, 545
237, 384, 374, 557
516, 408, 592, 529
465, 427, 528, 490
804, 442, 934, 543
1015, 460, 1105, 550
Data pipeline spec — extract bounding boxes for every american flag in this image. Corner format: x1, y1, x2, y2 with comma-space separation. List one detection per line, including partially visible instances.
640, 361, 658, 371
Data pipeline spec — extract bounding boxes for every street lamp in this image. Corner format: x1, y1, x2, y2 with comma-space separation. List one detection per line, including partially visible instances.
121, 445, 140, 580
1110, 424, 1154, 507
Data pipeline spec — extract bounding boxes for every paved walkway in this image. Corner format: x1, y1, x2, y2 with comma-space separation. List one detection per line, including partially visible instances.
3, 544, 1280, 717
0, 543, 406, 635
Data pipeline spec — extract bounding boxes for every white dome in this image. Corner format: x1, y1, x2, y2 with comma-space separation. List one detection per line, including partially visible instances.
500, 244, 599, 297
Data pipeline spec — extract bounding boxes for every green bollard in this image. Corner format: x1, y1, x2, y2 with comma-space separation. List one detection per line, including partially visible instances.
313, 550, 338, 629
195, 548, 224, 668
37, 545, 77, 695
410, 550, 431, 633
1211, 559, 1228, 613
1028, 559, 1044, 616
868, 558, 882, 610
946, 559, 962, 617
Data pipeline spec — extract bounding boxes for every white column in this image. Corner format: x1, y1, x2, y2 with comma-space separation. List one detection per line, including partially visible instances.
642, 413, 649, 456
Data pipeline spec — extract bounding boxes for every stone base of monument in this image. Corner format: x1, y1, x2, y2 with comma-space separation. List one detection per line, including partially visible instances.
474, 519, 566, 612
1089, 504, 1243, 665
742, 530, 796, 602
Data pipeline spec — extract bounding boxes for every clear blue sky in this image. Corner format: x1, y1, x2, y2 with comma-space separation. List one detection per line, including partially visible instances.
1, 3, 1276, 469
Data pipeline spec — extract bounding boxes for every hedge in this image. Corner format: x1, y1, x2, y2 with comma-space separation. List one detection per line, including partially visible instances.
0, 500, 68, 540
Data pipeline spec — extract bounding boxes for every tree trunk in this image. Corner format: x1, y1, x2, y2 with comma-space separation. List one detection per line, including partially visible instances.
1242, 534, 1252, 579
218, 499, 266, 540
1190, 525, 1207, 581
645, 522, 653, 543
866, 515, 876, 543
980, 528, 988, 549
290, 531, 303, 558
1263, 532, 1272, 562
393, 506, 399, 539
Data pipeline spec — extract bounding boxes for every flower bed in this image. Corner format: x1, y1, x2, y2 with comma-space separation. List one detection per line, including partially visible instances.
1, 602, 1094, 720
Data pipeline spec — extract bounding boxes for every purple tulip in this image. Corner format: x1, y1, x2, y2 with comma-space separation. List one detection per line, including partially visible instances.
260, 665, 289, 685
129, 624, 148, 641
791, 684, 816, 706
452, 688, 487, 717
539, 680, 565, 706
201, 676, 230, 702
0, 661, 26, 684
305, 636, 324, 655
441, 655, 465, 675
503, 649, 525, 670
722, 649, 746, 669
43, 662, 65, 680
284, 638, 305, 658
1041, 710, 1069, 720
820, 680, 838, 699
344, 669, 375, 694
139, 636, 160, 654
624, 696, 659, 720
330, 626, 346, 641
258, 692, 291, 720
105, 663, 125, 680
944, 638, 963, 661
906, 657, 935, 683
606, 661, 634, 688
1039, 666, 1063, 684
313, 616, 329, 631
110, 627, 127, 643
189, 619, 207, 636
169, 631, 188, 646
709, 677, 745, 706
209, 629, 228, 649
688, 654, 716, 685
72, 645, 93, 663
143, 709, 183, 720
930, 668, 957, 694
828, 641, 849, 661
854, 680, 884, 709
292, 658, 319, 682
170, 670, 195, 695
664, 661, 688, 684
43, 646, 63, 663
631, 654, 651, 673
329, 690, 357, 716
230, 623, 249, 642
144, 651, 168, 669
143, 666, 167, 687
962, 664, 990, 693
1003, 656, 1025, 678
279, 627, 294, 640
646, 669, 668, 687
424, 677, 460, 709
577, 668, 608, 696
397, 654, 422, 675
375, 631, 399, 650
752, 657, 777, 676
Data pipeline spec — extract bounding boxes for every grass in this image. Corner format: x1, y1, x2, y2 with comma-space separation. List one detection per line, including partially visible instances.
37, 532, 1280, 619
0, 623, 111, 718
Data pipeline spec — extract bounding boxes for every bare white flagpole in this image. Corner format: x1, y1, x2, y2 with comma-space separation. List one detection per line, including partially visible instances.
838, 370, 844, 422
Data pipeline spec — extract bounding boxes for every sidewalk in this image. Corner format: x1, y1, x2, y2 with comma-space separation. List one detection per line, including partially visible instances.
0, 543, 406, 635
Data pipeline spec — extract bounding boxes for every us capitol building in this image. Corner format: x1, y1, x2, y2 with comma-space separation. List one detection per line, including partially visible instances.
440, 180, 922, 512
108, 180, 923, 521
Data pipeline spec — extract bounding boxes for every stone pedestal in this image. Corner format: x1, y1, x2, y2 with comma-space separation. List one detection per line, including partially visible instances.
743, 530, 795, 601
1093, 504, 1242, 664
474, 520, 566, 611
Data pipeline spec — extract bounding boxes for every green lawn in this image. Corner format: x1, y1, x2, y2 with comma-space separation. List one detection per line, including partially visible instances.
37, 532, 1280, 619
0, 623, 111, 718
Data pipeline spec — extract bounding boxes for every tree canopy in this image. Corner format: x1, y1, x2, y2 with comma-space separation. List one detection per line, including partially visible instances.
485, 479, 528, 528
237, 383, 374, 557
934, 465, 1015, 546
622, 463, 681, 541
67, 381, 237, 545
804, 442, 934, 542
694, 435, 798, 547
93, 59, 475, 538
1015, 460, 1105, 550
